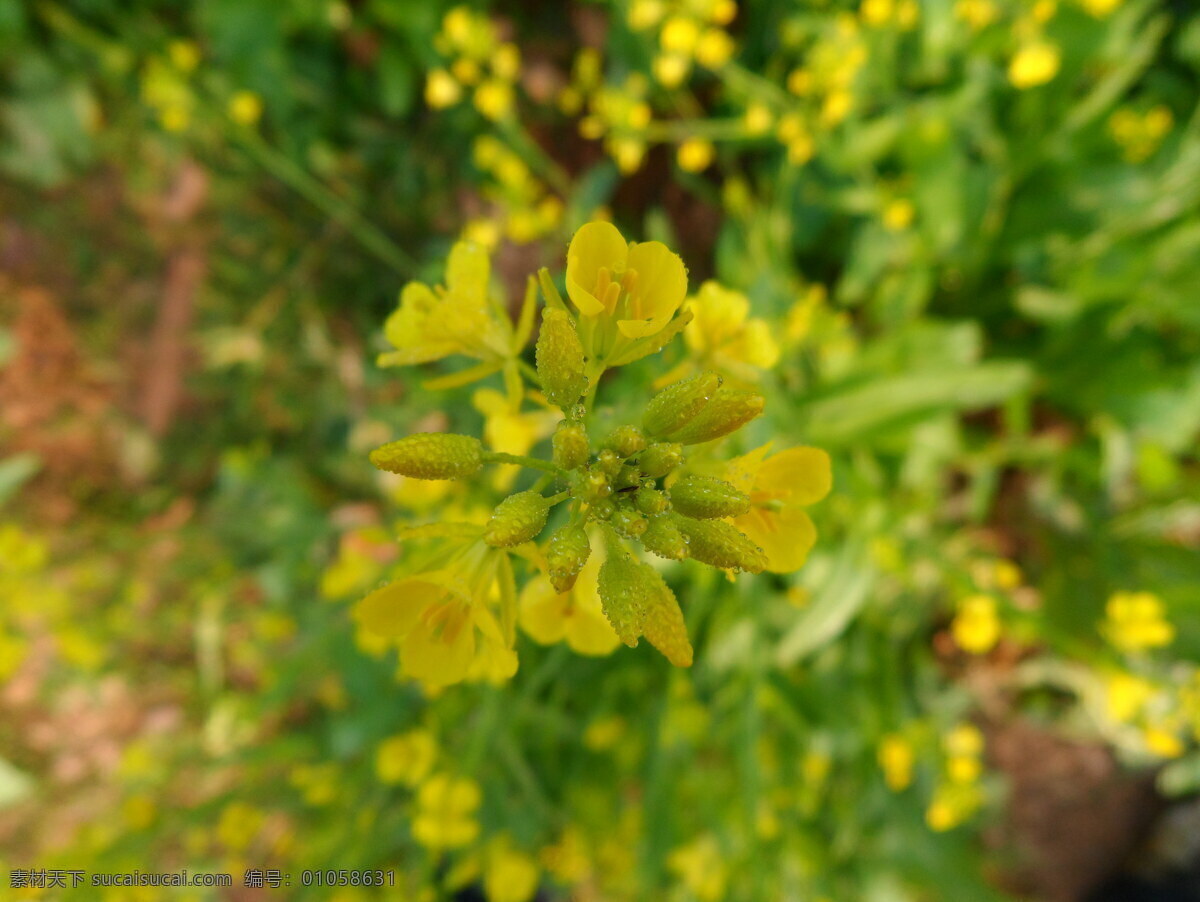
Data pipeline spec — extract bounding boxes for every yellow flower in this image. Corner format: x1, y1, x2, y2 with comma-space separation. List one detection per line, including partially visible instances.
492, 43, 521, 81
882, 198, 915, 232
1144, 727, 1183, 759
540, 826, 592, 884
1104, 671, 1154, 722
412, 773, 481, 850
1009, 42, 1060, 89
565, 221, 688, 360
861, 0, 894, 27
954, 0, 999, 29
379, 240, 512, 367
1103, 591, 1174, 652
520, 553, 621, 656
951, 594, 1001, 654
677, 137, 715, 173
723, 443, 832, 573
653, 53, 691, 88
583, 715, 626, 751
629, 0, 667, 30
661, 16, 701, 54
376, 729, 438, 786
878, 733, 914, 791
426, 69, 462, 108
354, 569, 507, 689
925, 780, 982, 831
227, 91, 263, 126
474, 79, 514, 120
664, 280, 779, 383
1080, 0, 1122, 16
216, 802, 263, 851
743, 102, 772, 135
667, 834, 727, 902
168, 40, 201, 72
695, 28, 735, 68
483, 835, 540, 902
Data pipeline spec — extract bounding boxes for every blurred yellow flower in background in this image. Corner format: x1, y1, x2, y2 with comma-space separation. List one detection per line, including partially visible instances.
519, 553, 621, 656
951, 594, 1001, 654
1102, 591, 1174, 652
376, 729, 438, 787
878, 733, 915, 791
1009, 42, 1060, 89
412, 774, 481, 850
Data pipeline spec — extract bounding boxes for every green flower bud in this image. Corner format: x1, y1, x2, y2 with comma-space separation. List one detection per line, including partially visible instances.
634, 486, 670, 516
668, 475, 751, 519
611, 507, 649, 539
590, 498, 616, 519
638, 442, 684, 478
369, 433, 483, 480
597, 534, 650, 647
536, 308, 587, 408
597, 448, 622, 477
641, 514, 689, 561
670, 514, 766, 573
667, 388, 765, 445
642, 371, 722, 437
552, 421, 589, 470
603, 425, 647, 458
484, 491, 552, 547
640, 572, 693, 668
614, 464, 643, 490
574, 466, 612, 503
546, 524, 590, 593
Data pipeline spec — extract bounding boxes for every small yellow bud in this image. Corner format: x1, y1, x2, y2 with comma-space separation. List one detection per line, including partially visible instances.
603, 425, 648, 458
643, 371, 722, 437
671, 515, 766, 572
667, 387, 764, 444
545, 524, 591, 593
669, 474, 751, 519
370, 433, 483, 480
536, 309, 588, 409
552, 421, 590, 470
677, 138, 715, 173
597, 535, 651, 646
641, 514, 689, 561
638, 442, 684, 478
485, 491, 552, 547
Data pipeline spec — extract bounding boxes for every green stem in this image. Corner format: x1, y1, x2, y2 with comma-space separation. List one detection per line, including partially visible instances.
516, 357, 542, 389
482, 452, 563, 475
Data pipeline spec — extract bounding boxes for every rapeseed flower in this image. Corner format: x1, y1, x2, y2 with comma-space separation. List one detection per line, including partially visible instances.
1102, 590, 1174, 652
375, 729, 437, 786
483, 835, 540, 902
1009, 42, 1060, 89
519, 553, 621, 656
565, 221, 688, 361
668, 834, 728, 902
412, 773, 481, 850
878, 733, 915, 791
951, 594, 1001, 654
659, 281, 779, 384
723, 443, 832, 572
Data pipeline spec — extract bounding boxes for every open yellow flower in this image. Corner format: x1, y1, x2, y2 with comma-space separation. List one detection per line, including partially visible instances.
565, 222, 687, 360
519, 553, 621, 656
656, 280, 779, 385
354, 570, 507, 689
379, 241, 512, 367
1102, 590, 1174, 652
724, 443, 832, 573
413, 773, 481, 850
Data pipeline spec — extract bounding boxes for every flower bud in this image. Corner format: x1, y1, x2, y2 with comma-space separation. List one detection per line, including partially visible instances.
634, 486, 670, 516
484, 491, 552, 547
552, 421, 590, 470
641, 574, 693, 668
597, 535, 650, 646
574, 466, 612, 503
670, 514, 766, 573
668, 474, 751, 519
641, 514, 689, 561
536, 308, 587, 408
611, 507, 649, 539
590, 498, 615, 519
667, 388, 764, 445
370, 433, 483, 480
597, 448, 622, 477
545, 524, 590, 593
603, 425, 647, 458
613, 464, 643, 490
638, 442, 683, 478
642, 371, 722, 437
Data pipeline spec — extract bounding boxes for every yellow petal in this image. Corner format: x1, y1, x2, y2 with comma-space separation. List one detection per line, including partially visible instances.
564, 607, 622, 656
518, 576, 569, 644
566, 222, 627, 317
354, 579, 442, 638
734, 506, 817, 573
402, 605, 476, 687
618, 241, 687, 337
755, 446, 831, 505
445, 241, 491, 301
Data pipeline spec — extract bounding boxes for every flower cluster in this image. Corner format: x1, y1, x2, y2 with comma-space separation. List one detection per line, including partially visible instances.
356, 222, 830, 688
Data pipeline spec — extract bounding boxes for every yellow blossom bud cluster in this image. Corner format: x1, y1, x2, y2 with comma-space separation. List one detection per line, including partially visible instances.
1108, 105, 1173, 163
627, 0, 738, 90
425, 6, 522, 121
471, 136, 563, 245
356, 222, 830, 686
925, 723, 986, 831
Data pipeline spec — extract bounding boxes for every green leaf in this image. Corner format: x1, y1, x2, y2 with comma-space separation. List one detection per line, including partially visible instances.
776, 543, 874, 666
